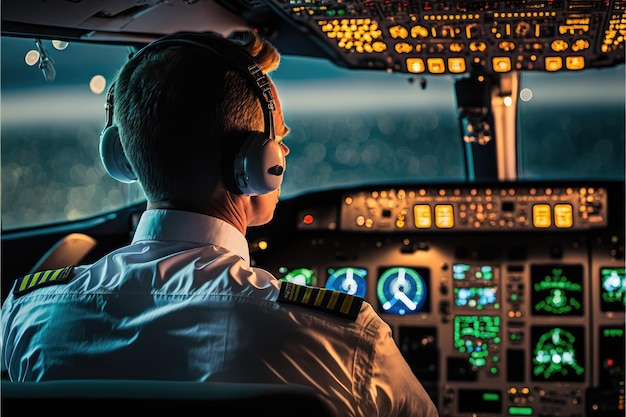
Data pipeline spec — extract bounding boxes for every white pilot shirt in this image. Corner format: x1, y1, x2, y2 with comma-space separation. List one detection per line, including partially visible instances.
1, 209, 439, 417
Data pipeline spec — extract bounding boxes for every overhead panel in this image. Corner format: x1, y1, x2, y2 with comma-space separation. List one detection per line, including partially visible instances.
265, 0, 626, 74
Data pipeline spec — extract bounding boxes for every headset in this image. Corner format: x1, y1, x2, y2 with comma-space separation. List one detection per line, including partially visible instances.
99, 31, 285, 196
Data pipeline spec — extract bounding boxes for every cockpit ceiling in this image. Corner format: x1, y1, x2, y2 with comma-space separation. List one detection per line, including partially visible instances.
2, 0, 625, 75
250, 0, 626, 75
0, 0, 249, 44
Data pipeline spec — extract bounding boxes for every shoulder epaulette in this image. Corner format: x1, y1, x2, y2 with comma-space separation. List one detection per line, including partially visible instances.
13, 265, 74, 298
277, 282, 363, 321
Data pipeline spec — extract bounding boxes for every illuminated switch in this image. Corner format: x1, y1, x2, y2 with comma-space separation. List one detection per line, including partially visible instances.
395, 42, 413, 53
372, 41, 387, 52
435, 204, 454, 228
551, 39, 569, 52
406, 58, 426, 73
566, 56, 585, 70
492, 57, 511, 72
410, 25, 429, 38
545, 56, 563, 71
571, 39, 589, 52
448, 57, 466, 73
427, 58, 446, 73
469, 41, 487, 52
554, 203, 573, 228
389, 25, 409, 39
414, 204, 432, 228
532, 204, 551, 228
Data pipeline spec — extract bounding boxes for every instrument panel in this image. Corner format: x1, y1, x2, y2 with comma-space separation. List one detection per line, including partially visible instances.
336, 185, 608, 232
249, 180, 625, 417
264, 0, 626, 74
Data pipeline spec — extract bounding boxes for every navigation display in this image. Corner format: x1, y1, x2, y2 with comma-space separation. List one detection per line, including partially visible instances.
531, 325, 585, 382
376, 266, 430, 315
326, 266, 368, 298
531, 264, 584, 316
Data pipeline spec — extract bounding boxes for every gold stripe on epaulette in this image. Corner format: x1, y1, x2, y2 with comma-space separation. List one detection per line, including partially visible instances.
302, 286, 314, 304
277, 282, 363, 321
14, 265, 74, 298
327, 290, 339, 310
294, 283, 303, 301
314, 288, 325, 306
340, 294, 354, 315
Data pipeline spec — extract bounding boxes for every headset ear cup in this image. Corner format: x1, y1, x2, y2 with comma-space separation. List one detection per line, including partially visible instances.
233, 133, 285, 196
99, 125, 137, 183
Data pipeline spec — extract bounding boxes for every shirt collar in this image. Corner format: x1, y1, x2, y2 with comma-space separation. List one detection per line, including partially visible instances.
131, 209, 250, 264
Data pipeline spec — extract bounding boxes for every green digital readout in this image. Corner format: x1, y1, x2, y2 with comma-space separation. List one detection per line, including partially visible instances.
508, 406, 533, 416
531, 264, 584, 316
279, 267, 317, 286
531, 326, 585, 382
453, 315, 501, 368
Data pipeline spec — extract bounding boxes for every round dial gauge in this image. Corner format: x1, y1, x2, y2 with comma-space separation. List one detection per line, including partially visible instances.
377, 267, 427, 315
326, 267, 367, 297
282, 267, 317, 286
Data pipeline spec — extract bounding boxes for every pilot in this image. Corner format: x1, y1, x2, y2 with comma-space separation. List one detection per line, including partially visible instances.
0, 30, 439, 417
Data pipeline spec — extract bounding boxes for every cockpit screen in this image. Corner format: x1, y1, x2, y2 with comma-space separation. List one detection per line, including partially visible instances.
453, 315, 501, 369
326, 267, 368, 298
531, 264, 584, 316
531, 325, 585, 382
600, 267, 626, 312
376, 267, 430, 315
278, 267, 318, 286
454, 286, 498, 310
452, 264, 499, 311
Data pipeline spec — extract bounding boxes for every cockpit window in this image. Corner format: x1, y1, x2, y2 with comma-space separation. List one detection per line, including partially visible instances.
1, 36, 624, 230
517, 66, 625, 180
1, 37, 145, 230
275, 56, 465, 198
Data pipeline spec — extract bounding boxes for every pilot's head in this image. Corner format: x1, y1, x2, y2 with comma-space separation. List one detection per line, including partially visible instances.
112, 30, 289, 227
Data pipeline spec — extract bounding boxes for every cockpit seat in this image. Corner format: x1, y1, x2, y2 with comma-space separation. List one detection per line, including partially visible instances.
1, 379, 337, 417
